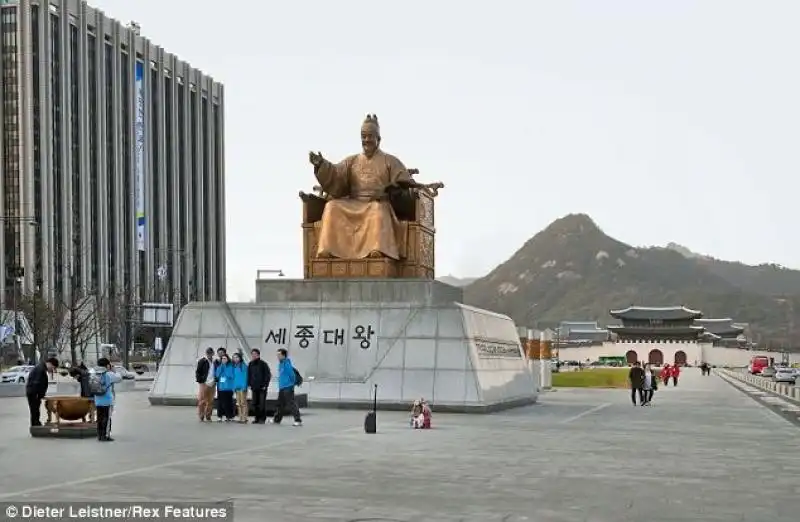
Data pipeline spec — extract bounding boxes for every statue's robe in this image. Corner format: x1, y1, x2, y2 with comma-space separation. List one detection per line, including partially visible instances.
314, 150, 412, 260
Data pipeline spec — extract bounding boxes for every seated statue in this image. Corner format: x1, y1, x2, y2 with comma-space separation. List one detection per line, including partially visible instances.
308, 114, 441, 261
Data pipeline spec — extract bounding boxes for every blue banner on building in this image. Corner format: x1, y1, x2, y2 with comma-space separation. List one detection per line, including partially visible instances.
135, 61, 146, 251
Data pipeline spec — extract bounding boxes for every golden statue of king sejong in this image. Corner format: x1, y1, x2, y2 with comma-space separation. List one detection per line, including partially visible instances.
308, 114, 442, 261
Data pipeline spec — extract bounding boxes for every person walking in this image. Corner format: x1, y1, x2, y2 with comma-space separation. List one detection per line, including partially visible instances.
195, 348, 216, 422
671, 364, 680, 386
91, 358, 122, 442
247, 349, 271, 424
25, 357, 59, 428
231, 353, 249, 423
214, 354, 235, 421
642, 363, 656, 405
628, 361, 645, 406
269, 349, 302, 426
660, 364, 671, 386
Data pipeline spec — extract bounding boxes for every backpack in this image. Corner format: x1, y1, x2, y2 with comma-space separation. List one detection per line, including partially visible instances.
88, 372, 108, 396
293, 368, 303, 387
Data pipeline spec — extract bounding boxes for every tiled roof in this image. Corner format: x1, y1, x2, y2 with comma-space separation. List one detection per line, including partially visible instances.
694, 318, 745, 337
566, 330, 609, 342
609, 306, 703, 321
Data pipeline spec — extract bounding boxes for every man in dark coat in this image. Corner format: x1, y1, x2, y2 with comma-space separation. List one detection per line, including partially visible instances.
247, 349, 271, 424
69, 363, 92, 398
25, 357, 59, 427
628, 361, 645, 406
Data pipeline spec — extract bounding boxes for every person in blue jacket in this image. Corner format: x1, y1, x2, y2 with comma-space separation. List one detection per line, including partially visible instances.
269, 348, 302, 426
231, 352, 249, 423
92, 358, 122, 441
214, 354, 235, 422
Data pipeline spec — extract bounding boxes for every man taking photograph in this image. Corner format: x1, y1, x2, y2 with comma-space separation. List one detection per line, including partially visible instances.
25, 357, 59, 427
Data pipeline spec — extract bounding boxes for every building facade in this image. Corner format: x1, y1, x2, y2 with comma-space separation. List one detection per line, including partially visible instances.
557, 305, 771, 367
0, 0, 225, 309
607, 306, 704, 342
694, 318, 747, 347
557, 321, 610, 345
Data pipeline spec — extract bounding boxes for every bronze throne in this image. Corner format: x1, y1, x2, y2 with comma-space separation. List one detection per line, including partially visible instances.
299, 173, 440, 279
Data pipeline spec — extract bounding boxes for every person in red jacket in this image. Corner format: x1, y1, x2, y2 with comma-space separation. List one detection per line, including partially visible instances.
660, 364, 671, 386
671, 363, 680, 386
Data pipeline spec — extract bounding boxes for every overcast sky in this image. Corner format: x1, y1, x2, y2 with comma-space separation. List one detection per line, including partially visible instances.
92, 0, 800, 301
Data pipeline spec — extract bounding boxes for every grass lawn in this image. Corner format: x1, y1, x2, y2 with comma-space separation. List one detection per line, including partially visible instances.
552, 368, 629, 388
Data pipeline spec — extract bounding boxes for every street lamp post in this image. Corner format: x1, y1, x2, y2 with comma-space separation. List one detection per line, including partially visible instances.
9, 266, 24, 361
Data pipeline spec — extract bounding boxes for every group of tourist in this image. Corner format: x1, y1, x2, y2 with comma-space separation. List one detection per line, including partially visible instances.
659, 363, 681, 386
195, 347, 303, 426
628, 362, 658, 406
25, 356, 122, 442
628, 361, 690, 406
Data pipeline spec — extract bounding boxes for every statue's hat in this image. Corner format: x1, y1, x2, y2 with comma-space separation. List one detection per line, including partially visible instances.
361, 114, 380, 135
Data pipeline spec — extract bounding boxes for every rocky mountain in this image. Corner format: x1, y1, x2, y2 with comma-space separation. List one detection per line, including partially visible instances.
665, 243, 703, 259
666, 243, 800, 297
463, 214, 800, 347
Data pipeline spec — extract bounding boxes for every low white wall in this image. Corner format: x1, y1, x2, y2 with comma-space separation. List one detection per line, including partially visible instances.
558, 342, 704, 365
701, 347, 799, 367
558, 343, 800, 367
718, 369, 800, 403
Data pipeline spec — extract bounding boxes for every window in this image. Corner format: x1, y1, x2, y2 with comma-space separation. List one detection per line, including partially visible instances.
202, 99, 210, 299
121, 53, 131, 296
31, 5, 42, 289
105, 43, 116, 295
213, 103, 224, 300
70, 24, 81, 287
88, 34, 99, 290
177, 83, 187, 297
1, 7, 20, 280
51, 13, 63, 297
164, 76, 174, 295
151, 65, 160, 256
190, 90, 199, 300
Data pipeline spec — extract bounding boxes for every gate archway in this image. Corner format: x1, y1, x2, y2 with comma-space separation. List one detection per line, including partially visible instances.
625, 350, 638, 365
648, 349, 664, 365
674, 350, 687, 366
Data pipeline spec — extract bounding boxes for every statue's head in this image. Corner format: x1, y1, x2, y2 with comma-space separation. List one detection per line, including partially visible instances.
361, 114, 380, 156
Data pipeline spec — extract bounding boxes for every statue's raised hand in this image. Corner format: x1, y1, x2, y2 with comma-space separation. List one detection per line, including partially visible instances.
308, 151, 324, 167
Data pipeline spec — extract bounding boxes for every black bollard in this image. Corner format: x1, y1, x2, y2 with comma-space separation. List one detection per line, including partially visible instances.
364, 384, 377, 434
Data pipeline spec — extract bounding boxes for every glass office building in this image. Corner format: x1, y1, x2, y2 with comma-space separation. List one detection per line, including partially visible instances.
0, 0, 226, 309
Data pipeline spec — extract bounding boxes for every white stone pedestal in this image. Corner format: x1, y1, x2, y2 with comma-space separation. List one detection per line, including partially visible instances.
150, 280, 538, 412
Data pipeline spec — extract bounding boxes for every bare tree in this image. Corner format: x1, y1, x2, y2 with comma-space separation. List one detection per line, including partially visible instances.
53, 276, 111, 364
16, 290, 66, 362
103, 285, 137, 353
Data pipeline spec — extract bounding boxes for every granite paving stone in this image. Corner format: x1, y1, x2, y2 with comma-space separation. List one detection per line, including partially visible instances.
0, 371, 798, 521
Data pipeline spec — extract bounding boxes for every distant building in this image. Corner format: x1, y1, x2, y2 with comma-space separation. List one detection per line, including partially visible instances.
557, 321, 609, 344
0, 0, 226, 310
695, 318, 747, 347
607, 306, 704, 342
556, 304, 784, 368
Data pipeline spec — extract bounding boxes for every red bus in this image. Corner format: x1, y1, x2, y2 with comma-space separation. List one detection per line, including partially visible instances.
748, 356, 770, 374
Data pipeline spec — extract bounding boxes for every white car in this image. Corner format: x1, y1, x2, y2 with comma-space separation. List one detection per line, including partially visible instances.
0, 365, 34, 384
773, 367, 796, 384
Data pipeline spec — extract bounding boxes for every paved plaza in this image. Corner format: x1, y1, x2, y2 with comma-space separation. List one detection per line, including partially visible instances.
0, 371, 798, 521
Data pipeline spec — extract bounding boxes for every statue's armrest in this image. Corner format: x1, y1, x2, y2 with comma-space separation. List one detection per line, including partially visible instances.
299, 191, 327, 223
